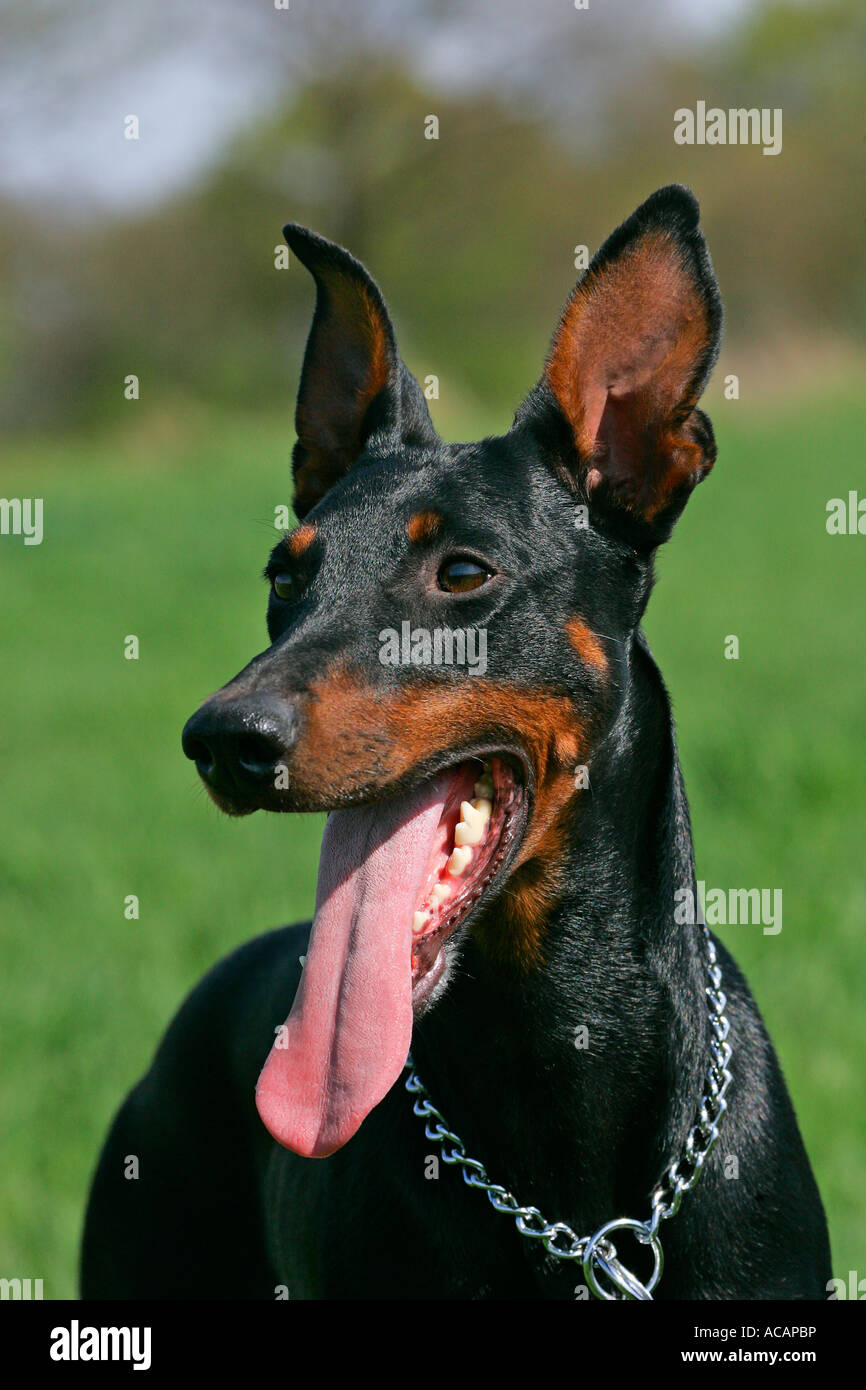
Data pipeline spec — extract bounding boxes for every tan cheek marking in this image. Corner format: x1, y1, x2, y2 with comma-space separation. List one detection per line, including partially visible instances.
566, 616, 608, 675
406, 511, 443, 543
554, 727, 581, 763
287, 523, 317, 557
294, 668, 589, 970
475, 815, 568, 971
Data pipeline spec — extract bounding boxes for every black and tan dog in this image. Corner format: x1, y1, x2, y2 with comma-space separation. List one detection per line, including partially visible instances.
82, 186, 830, 1299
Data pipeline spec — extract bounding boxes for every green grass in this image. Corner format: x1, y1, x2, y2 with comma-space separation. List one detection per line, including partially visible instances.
0, 389, 863, 1297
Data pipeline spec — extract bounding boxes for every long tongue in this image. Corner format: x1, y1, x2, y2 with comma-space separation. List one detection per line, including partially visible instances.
256, 776, 448, 1157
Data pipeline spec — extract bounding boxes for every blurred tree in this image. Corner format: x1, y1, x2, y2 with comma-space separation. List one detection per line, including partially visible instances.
0, 0, 862, 434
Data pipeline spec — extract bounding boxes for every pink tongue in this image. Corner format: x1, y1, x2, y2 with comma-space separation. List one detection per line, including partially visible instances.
256, 775, 448, 1157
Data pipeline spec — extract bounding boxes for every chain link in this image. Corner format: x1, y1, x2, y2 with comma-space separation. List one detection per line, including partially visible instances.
404, 920, 732, 1300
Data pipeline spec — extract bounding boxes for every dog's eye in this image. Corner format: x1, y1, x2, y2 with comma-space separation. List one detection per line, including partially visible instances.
437, 558, 490, 594
272, 572, 296, 602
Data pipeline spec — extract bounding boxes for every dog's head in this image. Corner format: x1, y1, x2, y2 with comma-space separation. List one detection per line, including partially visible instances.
182, 185, 722, 1156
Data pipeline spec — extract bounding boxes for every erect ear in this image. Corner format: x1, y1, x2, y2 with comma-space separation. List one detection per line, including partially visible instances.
521, 185, 722, 546
284, 224, 437, 519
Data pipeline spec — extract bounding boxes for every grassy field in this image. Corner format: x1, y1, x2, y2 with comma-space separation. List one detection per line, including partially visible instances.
1, 387, 864, 1297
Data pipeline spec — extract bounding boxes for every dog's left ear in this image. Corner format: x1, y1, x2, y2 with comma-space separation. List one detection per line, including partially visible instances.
517, 185, 723, 546
284, 224, 437, 519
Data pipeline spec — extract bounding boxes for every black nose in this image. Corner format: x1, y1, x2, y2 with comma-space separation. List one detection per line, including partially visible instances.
182, 697, 297, 804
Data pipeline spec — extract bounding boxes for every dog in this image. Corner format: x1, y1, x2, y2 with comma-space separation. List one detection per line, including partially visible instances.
81, 185, 831, 1299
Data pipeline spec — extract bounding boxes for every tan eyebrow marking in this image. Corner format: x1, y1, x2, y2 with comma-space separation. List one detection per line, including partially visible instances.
286, 523, 317, 557
406, 511, 444, 543
565, 616, 608, 675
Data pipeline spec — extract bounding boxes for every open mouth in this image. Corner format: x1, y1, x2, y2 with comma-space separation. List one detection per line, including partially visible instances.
408, 756, 526, 1005
255, 752, 528, 1158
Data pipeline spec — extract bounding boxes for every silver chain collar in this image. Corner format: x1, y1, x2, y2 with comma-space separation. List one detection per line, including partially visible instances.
404, 920, 732, 1300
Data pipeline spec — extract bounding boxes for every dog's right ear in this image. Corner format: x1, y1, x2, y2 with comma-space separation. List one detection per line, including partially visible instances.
284, 225, 436, 519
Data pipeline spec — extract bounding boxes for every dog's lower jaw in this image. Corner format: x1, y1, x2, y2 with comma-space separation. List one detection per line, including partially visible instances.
411, 944, 452, 1013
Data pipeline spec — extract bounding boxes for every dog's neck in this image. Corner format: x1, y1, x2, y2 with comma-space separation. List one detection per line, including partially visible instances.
412, 633, 708, 1235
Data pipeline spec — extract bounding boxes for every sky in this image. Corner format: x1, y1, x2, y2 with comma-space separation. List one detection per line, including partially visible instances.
0, 0, 778, 218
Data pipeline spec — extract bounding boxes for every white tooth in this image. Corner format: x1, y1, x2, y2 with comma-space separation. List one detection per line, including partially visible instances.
412, 910, 430, 935
471, 797, 492, 819
455, 800, 487, 847
448, 845, 472, 876
299, 955, 306, 968
431, 883, 449, 904
474, 774, 494, 799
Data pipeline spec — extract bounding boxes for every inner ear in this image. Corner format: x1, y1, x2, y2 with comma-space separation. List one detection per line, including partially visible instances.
285, 225, 434, 519
541, 186, 722, 537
